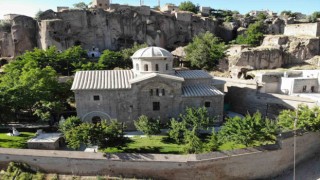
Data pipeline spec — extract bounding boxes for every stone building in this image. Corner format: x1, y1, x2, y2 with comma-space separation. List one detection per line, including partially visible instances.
71, 47, 224, 128
92, 0, 110, 9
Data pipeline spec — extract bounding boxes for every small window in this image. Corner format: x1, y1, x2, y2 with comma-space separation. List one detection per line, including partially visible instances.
153, 102, 160, 111
302, 86, 307, 92
166, 64, 169, 70
144, 64, 148, 71
155, 64, 159, 71
150, 89, 153, 96
93, 95, 100, 101
136, 63, 139, 70
162, 89, 165, 96
205, 102, 211, 108
99, 3, 102, 6
156, 89, 159, 96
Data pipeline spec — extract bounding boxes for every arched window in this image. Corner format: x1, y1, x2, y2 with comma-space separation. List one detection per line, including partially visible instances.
162, 89, 165, 96
166, 64, 169, 70
92, 116, 102, 124
150, 89, 153, 96
136, 63, 139, 70
156, 89, 159, 96
155, 64, 159, 71
144, 64, 148, 71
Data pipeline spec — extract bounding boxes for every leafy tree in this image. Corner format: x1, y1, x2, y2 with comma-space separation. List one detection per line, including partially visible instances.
178, 1, 197, 13
217, 112, 278, 146
236, 20, 265, 46
257, 13, 267, 21
309, 11, 320, 22
98, 50, 124, 70
168, 118, 187, 144
278, 105, 320, 132
60, 116, 124, 149
185, 31, 226, 70
204, 129, 219, 151
183, 128, 203, 153
134, 115, 161, 136
34, 10, 43, 20
73, 2, 88, 9
180, 106, 216, 132
2, 162, 44, 180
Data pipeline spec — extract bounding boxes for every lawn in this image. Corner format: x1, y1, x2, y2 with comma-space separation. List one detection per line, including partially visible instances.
102, 136, 185, 154
0, 132, 35, 148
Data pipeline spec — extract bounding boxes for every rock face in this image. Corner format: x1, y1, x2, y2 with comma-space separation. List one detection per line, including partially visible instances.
0, 15, 37, 57
226, 35, 320, 78
38, 8, 217, 51
0, 7, 219, 57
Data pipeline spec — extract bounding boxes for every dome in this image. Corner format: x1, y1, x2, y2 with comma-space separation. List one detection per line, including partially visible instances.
131, 46, 173, 59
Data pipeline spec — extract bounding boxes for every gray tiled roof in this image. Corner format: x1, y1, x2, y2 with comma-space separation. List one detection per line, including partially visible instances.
175, 70, 212, 79
182, 84, 224, 97
71, 70, 134, 90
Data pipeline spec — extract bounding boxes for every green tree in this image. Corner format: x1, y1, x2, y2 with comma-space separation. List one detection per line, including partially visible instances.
180, 106, 216, 132
309, 11, 320, 22
185, 31, 226, 70
257, 13, 267, 21
278, 105, 320, 132
183, 128, 203, 153
98, 50, 123, 70
168, 118, 187, 144
60, 116, 124, 149
236, 20, 265, 46
217, 112, 278, 146
73, 2, 88, 9
134, 115, 161, 136
178, 1, 197, 13
204, 129, 219, 151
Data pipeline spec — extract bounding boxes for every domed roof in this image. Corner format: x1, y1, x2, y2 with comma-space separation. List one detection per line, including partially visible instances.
131, 46, 173, 59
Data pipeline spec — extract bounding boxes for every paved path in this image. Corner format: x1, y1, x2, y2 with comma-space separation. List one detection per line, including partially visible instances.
273, 155, 320, 180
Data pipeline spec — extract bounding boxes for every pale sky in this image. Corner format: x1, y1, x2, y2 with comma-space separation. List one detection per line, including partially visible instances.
0, 0, 319, 18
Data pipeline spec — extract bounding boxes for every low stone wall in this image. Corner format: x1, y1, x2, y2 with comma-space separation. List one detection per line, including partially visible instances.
0, 132, 320, 179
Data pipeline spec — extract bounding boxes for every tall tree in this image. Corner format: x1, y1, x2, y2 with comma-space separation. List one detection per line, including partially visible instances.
73, 2, 88, 9
178, 1, 197, 13
236, 20, 265, 46
185, 31, 226, 70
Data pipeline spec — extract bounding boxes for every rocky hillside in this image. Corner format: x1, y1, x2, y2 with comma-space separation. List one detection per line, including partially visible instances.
225, 34, 320, 78
0, 6, 220, 58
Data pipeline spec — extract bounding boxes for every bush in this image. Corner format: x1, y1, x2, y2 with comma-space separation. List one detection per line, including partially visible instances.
60, 116, 124, 149
134, 115, 161, 136
2, 162, 44, 180
278, 105, 320, 132
183, 128, 203, 153
236, 21, 265, 46
178, 1, 197, 13
185, 32, 226, 70
217, 112, 278, 146
168, 118, 186, 144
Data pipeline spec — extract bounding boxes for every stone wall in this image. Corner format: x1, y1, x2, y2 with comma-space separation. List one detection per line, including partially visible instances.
0, 132, 319, 179
284, 23, 320, 37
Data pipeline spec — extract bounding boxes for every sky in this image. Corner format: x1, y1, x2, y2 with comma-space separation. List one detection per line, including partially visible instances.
0, 0, 319, 19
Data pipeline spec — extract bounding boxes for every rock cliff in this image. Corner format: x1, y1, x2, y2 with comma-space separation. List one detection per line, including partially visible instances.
0, 7, 219, 58
225, 35, 320, 78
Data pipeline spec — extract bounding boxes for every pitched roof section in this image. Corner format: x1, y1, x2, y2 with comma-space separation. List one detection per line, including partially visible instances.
71, 70, 134, 90
182, 84, 224, 97
175, 70, 212, 79
130, 73, 184, 84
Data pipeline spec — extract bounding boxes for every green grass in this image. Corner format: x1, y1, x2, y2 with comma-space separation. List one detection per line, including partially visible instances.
0, 132, 35, 148
102, 136, 185, 154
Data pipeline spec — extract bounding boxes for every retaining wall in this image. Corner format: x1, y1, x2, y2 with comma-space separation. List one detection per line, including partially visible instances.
0, 132, 320, 179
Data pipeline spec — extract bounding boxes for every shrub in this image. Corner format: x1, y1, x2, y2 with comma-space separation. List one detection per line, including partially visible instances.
168, 118, 187, 144
183, 128, 203, 153
134, 115, 161, 136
